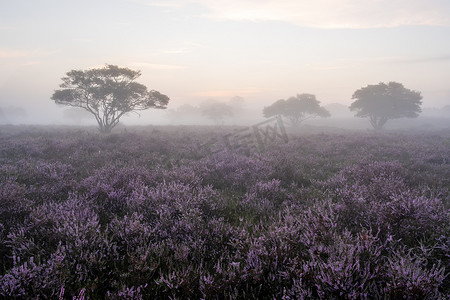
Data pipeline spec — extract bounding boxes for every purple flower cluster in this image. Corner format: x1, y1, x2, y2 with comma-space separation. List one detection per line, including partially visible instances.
0, 126, 449, 298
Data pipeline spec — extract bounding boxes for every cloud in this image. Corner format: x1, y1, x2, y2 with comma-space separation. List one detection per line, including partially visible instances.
308, 54, 450, 71
0, 48, 59, 59
158, 42, 204, 55
192, 87, 273, 98
0, 25, 14, 31
392, 55, 450, 64
141, 0, 450, 28
130, 0, 183, 8
0, 49, 27, 59
130, 62, 187, 70
22, 61, 42, 66
161, 48, 190, 54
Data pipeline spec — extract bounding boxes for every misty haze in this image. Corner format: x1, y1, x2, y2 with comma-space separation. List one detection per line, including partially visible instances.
1, 1, 449, 299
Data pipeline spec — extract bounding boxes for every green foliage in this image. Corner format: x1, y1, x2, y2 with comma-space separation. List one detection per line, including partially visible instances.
51, 64, 170, 133
263, 94, 330, 127
200, 101, 234, 124
350, 82, 422, 130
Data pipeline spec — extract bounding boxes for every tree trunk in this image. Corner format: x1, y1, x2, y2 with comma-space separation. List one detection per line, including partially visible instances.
370, 115, 388, 130
97, 120, 113, 134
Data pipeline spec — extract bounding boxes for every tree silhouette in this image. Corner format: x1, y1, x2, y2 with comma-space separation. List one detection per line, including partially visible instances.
200, 101, 234, 124
350, 82, 422, 130
263, 94, 330, 127
51, 64, 169, 133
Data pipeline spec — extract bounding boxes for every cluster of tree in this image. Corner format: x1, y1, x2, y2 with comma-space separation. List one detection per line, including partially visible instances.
263, 94, 330, 127
166, 98, 242, 125
264, 82, 423, 130
51, 64, 424, 132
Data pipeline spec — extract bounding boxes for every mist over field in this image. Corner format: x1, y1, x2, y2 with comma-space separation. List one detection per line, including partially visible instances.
1, 100, 449, 131
1, 0, 450, 298
1, 1, 450, 129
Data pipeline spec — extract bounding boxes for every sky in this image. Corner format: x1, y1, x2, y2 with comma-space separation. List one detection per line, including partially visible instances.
1, 0, 450, 124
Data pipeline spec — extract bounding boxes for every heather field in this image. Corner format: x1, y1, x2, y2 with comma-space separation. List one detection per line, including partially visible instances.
0, 125, 449, 299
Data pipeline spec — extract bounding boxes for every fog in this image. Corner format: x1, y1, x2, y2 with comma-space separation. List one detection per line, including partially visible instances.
2, 2, 450, 298
1, 96, 449, 133
1, 0, 450, 131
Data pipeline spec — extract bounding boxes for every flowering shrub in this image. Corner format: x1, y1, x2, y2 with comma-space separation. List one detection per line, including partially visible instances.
0, 126, 449, 298
240, 179, 288, 221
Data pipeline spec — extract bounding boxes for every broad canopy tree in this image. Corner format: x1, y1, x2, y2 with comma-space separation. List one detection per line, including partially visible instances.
350, 82, 422, 130
200, 101, 234, 125
263, 93, 330, 127
51, 64, 169, 133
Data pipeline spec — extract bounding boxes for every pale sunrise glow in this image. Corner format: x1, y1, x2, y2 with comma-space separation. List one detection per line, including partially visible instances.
143, 0, 450, 28
1, 0, 449, 125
